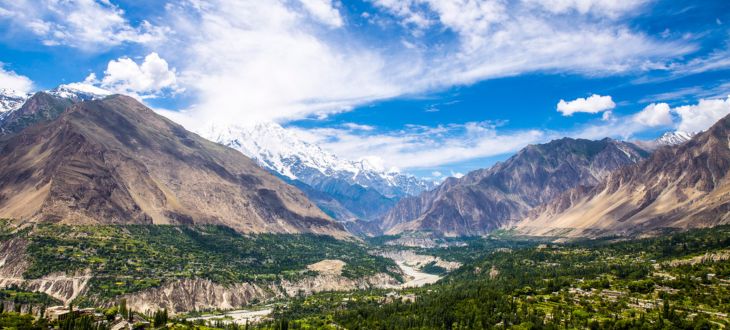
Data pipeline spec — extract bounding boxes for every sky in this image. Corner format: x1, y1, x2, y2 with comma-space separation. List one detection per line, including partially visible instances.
0, 0, 729, 179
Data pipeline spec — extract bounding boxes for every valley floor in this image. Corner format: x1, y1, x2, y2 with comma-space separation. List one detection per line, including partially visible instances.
1, 224, 729, 329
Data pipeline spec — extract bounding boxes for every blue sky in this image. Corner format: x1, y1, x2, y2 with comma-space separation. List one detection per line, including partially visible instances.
1, 0, 729, 179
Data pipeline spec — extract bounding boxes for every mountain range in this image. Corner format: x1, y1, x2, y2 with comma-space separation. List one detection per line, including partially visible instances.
0, 88, 28, 115
517, 114, 730, 237
2, 85, 728, 240
200, 122, 436, 221
0, 91, 348, 238
374, 138, 649, 236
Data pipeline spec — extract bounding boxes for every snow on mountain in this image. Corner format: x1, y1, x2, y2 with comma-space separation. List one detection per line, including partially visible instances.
48, 83, 111, 102
199, 122, 436, 198
634, 130, 696, 151
0, 88, 29, 115
655, 131, 694, 146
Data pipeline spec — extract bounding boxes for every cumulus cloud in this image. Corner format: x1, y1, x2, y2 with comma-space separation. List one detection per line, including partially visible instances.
571, 96, 730, 141
0, 0, 166, 50
557, 94, 615, 116
297, 0, 344, 27
674, 96, 730, 133
0, 64, 33, 94
91, 53, 179, 99
632, 103, 673, 127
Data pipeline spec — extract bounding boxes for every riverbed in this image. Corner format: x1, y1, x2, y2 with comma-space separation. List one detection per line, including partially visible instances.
396, 261, 441, 288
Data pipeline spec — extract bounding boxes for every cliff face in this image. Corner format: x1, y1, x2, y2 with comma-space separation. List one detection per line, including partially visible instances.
121, 272, 400, 314
379, 138, 647, 236
0, 95, 348, 238
517, 114, 730, 237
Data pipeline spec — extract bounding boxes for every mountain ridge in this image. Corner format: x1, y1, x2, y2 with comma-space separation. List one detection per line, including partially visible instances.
516, 114, 730, 237
0, 94, 349, 238
200, 122, 435, 222
377, 138, 648, 237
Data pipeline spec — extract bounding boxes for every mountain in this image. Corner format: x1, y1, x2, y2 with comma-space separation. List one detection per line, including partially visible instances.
634, 130, 695, 151
516, 114, 730, 237
0, 88, 28, 115
47, 82, 111, 102
378, 138, 648, 236
0, 94, 348, 238
655, 131, 694, 145
199, 122, 435, 221
0, 83, 110, 136
0, 92, 73, 136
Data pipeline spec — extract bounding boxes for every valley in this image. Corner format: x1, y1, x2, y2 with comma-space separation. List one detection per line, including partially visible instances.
0, 81, 729, 329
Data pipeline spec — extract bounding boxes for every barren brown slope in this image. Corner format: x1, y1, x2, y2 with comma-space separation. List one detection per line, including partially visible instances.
517, 114, 730, 237
0, 95, 349, 238
379, 138, 647, 237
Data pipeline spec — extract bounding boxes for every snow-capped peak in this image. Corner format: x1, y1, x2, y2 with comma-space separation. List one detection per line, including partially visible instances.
48, 83, 111, 102
0, 88, 29, 114
198, 122, 436, 197
656, 131, 694, 146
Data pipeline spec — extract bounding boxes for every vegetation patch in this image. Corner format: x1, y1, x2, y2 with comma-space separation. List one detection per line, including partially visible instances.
20, 225, 400, 300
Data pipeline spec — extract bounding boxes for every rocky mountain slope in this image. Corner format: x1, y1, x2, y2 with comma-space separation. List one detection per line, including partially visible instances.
378, 138, 648, 236
516, 114, 730, 237
199, 123, 434, 221
0, 94, 348, 237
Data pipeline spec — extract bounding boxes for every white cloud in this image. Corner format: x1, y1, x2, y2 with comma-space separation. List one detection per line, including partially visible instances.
523, 0, 649, 17
674, 96, 730, 133
632, 103, 673, 127
297, 0, 344, 27
0, 0, 166, 50
291, 121, 546, 169
342, 122, 375, 131
280, 95, 730, 171
93, 53, 179, 99
431, 171, 442, 177
161, 0, 404, 127
145, 0, 694, 128
450, 171, 464, 179
571, 96, 730, 140
0, 64, 33, 94
639, 82, 730, 104
557, 94, 615, 116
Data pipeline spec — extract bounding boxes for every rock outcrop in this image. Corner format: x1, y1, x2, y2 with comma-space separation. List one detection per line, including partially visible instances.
0, 238, 91, 304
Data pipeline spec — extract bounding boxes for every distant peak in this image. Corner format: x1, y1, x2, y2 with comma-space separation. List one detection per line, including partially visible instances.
199, 121, 436, 198
0, 88, 29, 113
656, 131, 694, 146
49, 83, 111, 102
